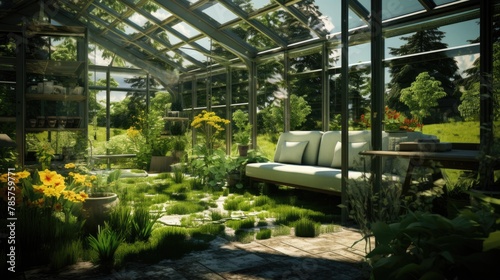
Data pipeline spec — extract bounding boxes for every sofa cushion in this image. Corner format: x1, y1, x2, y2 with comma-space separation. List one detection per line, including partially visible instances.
331, 141, 369, 169
277, 141, 309, 164
273, 131, 323, 165
318, 131, 373, 167
246, 162, 401, 193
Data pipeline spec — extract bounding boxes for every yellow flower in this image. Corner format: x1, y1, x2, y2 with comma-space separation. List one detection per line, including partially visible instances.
64, 163, 76, 169
16, 170, 31, 179
73, 173, 87, 184
0, 173, 7, 183
39, 169, 65, 187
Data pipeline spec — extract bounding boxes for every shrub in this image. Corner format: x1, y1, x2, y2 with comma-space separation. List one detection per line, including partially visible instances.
294, 218, 319, 237
256, 229, 272, 240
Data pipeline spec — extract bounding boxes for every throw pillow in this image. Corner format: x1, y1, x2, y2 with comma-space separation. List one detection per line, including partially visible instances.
331, 141, 368, 168
277, 141, 309, 164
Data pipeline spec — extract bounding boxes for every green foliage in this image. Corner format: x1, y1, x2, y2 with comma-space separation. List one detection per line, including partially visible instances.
272, 225, 291, 236
367, 202, 500, 280
294, 217, 320, 237
340, 176, 403, 253
234, 229, 254, 243
232, 109, 252, 145
87, 225, 124, 268
253, 195, 275, 208
400, 72, 447, 124
167, 201, 206, 215
224, 196, 251, 211
49, 239, 84, 271
458, 82, 481, 121
256, 229, 272, 240
189, 145, 231, 189
260, 94, 312, 133
130, 207, 161, 242
107, 205, 133, 240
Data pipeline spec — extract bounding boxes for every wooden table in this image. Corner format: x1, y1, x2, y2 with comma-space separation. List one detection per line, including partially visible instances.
359, 149, 482, 193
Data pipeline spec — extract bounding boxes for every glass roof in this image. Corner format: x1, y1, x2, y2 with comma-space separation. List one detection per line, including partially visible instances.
0, 0, 479, 86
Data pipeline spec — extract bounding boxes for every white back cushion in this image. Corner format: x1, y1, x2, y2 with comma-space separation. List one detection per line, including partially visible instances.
274, 131, 323, 165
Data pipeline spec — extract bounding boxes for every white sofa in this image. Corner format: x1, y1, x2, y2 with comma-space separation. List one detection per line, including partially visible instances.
245, 130, 434, 194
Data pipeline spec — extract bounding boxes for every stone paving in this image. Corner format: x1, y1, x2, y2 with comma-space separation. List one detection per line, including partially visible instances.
22, 227, 370, 280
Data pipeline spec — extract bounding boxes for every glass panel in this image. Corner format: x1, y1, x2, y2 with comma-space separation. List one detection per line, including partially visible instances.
328, 73, 342, 130
348, 65, 371, 131
129, 12, 150, 29
89, 6, 116, 26
293, 1, 335, 35
256, 54, 285, 154
382, 1, 424, 20
313, 0, 341, 35
230, 0, 272, 12
256, 8, 314, 45
171, 21, 201, 39
157, 30, 178, 46
200, 2, 238, 24
230, 23, 279, 51
180, 44, 209, 64
210, 72, 227, 107
232, 68, 249, 105
151, 7, 172, 21
435, 0, 460, 6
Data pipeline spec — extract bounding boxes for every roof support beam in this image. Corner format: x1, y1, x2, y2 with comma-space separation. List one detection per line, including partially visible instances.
155, 0, 253, 64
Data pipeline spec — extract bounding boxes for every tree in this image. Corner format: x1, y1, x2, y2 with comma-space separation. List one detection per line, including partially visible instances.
400, 72, 446, 127
260, 94, 312, 135
458, 83, 480, 121
388, 29, 460, 122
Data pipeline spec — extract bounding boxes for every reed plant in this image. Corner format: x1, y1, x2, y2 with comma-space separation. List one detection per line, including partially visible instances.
294, 217, 319, 237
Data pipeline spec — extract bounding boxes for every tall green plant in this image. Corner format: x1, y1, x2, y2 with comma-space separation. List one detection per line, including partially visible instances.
87, 225, 123, 269
130, 207, 161, 242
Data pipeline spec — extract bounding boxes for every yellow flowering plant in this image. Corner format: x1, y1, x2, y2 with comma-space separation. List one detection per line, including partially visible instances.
189, 110, 231, 189
0, 164, 92, 216
191, 110, 230, 150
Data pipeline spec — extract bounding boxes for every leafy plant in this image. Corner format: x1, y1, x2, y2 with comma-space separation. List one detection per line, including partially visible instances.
87, 225, 123, 269
190, 145, 232, 189
232, 109, 252, 145
130, 207, 161, 242
107, 205, 133, 240
367, 206, 500, 280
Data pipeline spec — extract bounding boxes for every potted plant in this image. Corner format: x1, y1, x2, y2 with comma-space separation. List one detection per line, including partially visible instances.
232, 109, 252, 156
82, 169, 121, 234
171, 135, 187, 161
226, 150, 269, 189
